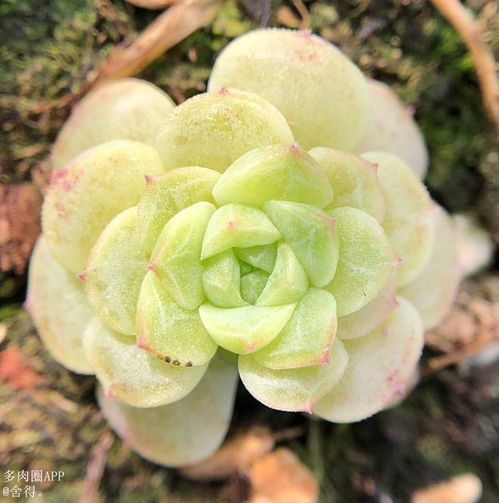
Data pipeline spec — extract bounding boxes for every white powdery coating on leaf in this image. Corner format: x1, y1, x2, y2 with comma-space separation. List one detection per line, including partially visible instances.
354, 79, 428, 179
313, 297, 424, 423
239, 337, 348, 413
51, 78, 175, 170
337, 272, 397, 340
43, 140, 164, 273
84, 207, 147, 336
137, 272, 218, 367
361, 151, 434, 287
27, 237, 94, 375
155, 88, 294, 172
309, 147, 385, 222
97, 354, 238, 467
209, 28, 369, 151
399, 204, 461, 330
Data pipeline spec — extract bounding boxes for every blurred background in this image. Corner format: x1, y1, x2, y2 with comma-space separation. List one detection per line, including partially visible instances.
0, 1, 498, 501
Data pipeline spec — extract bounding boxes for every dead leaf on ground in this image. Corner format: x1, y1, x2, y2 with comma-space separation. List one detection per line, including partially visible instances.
0, 183, 42, 275
248, 447, 318, 503
411, 473, 482, 503
424, 284, 499, 374
181, 427, 275, 481
0, 347, 44, 389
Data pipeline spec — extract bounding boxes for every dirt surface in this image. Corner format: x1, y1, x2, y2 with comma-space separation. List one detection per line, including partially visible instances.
0, 1, 498, 502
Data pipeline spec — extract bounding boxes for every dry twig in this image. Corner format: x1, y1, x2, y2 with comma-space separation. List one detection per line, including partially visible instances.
126, 0, 180, 9
79, 432, 114, 503
430, 0, 499, 130
92, 0, 220, 85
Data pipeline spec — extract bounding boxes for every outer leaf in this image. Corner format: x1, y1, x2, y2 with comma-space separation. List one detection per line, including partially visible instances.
208, 29, 369, 151
198, 303, 296, 354
84, 207, 146, 336
137, 272, 217, 367
263, 201, 338, 287
256, 242, 308, 306
201, 204, 280, 260
399, 205, 460, 329
150, 202, 216, 310
361, 152, 434, 286
353, 79, 428, 179
253, 289, 337, 369
325, 207, 394, 316
202, 250, 247, 308
26, 237, 94, 374
137, 167, 220, 256
239, 337, 348, 412
155, 88, 294, 172
43, 140, 164, 273
213, 143, 333, 208
337, 272, 397, 340
309, 147, 385, 221
97, 353, 238, 467
313, 297, 424, 423
83, 316, 208, 407
51, 78, 175, 170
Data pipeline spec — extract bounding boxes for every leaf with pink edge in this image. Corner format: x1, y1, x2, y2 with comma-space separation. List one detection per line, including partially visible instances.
212, 143, 333, 208
137, 167, 220, 257
198, 303, 296, 355
136, 272, 217, 367
253, 288, 337, 369
239, 337, 348, 412
43, 140, 164, 273
97, 353, 238, 467
150, 202, 216, 310
84, 207, 146, 336
361, 152, 434, 286
26, 237, 94, 375
325, 207, 394, 316
399, 204, 460, 329
309, 147, 385, 221
155, 88, 294, 172
201, 204, 280, 260
83, 316, 207, 408
313, 297, 424, 423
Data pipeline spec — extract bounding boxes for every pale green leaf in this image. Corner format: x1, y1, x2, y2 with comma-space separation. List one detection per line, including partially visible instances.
253, 288, 337, 369
239, 337, 348, 412
263, 201, 338, 287
136, 272, 217, 367
325, 207, 394, 316
27, 237, 94, 374
97, 353, 238, 466
84, 316, 208, 407
213, 143, 333, 208
198, 303, 296, 354
314, 297, 424, 423
150, 202, 216, 310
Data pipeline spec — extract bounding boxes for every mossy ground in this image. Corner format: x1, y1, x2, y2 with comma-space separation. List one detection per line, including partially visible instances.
0, 1, 498, 501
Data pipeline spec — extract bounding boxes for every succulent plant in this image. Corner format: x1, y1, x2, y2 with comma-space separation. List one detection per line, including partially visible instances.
27, 28, 461, 467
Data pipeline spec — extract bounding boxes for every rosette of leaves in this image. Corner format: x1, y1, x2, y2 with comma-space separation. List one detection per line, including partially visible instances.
27, 29, 461, 467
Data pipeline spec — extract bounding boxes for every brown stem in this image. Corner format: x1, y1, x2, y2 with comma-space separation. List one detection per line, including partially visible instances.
92, 0, 220, 86
430, 0, 499, 131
